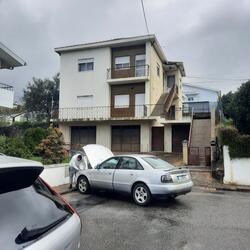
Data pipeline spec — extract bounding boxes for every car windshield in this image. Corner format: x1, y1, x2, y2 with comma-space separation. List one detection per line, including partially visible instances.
142, 157, 175, 170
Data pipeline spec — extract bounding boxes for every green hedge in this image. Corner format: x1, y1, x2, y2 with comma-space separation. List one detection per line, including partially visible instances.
218, 126, 250, 158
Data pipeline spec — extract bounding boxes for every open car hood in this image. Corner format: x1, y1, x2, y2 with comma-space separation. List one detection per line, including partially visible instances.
82, 144, 114, 168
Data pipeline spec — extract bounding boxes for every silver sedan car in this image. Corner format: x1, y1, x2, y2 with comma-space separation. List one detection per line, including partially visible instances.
76, 145, 193, 206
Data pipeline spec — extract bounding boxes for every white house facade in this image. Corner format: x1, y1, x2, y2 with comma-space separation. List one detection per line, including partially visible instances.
55, 35, 190, 153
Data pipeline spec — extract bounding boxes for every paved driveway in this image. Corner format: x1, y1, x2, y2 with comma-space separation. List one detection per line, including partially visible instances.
63, 188, 250, 250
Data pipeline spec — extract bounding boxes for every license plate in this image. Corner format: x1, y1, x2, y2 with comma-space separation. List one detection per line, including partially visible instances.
177, 175, 188, 181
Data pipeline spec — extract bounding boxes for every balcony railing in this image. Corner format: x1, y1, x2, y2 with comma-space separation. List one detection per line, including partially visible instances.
58, 104, 166, 121
107, 65, 149, 80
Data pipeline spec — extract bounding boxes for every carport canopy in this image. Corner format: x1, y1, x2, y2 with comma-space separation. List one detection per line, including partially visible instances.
0, 42, 26, 69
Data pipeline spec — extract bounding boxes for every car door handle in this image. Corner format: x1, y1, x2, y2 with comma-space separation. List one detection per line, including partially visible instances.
108, 172, 112, 175
130, 173, 134, 176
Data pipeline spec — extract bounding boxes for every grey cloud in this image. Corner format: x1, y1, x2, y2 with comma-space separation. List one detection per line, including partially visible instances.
0, 0, 249, 101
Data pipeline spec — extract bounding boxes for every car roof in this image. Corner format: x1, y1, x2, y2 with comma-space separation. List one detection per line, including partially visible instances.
0, 155, 43, 168
114, 154, 156, 159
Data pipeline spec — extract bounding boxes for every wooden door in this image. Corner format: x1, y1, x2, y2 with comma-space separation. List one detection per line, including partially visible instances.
152, 127, 164, 151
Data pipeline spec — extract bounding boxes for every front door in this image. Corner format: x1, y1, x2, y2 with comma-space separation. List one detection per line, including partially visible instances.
113, 157, 143, 192
91, 157, 119, 190
152, 127, 164, 151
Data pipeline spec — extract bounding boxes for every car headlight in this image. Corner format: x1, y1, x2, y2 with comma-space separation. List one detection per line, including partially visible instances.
161, 173, 173, 183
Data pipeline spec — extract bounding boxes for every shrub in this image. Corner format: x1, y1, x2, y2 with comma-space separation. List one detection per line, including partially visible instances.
24, 127, 47, 154
3, 137, 32, 159
218, 126, 250, 158
0, 135, 6, 153
36, 126, 67, 164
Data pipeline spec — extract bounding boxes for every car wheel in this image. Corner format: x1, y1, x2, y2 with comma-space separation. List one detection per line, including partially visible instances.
132, 183, 151, 206
77, 176, 90, 194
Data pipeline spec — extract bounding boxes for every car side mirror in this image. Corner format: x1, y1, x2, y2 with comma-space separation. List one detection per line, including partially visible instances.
96, 164, 100, 169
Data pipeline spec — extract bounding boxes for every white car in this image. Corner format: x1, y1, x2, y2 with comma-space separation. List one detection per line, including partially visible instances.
0, 155, 81, 250
76, 145, 193, 206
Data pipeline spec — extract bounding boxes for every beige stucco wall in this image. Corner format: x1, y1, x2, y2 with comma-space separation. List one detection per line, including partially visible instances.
149, 43, 164, 108
59, 47, 111, 109
164, 125, 172, 153
96, 124, 111, 148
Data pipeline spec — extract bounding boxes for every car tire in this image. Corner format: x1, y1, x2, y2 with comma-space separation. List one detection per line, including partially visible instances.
132, 183, 151, 206
77, 176, 90, 194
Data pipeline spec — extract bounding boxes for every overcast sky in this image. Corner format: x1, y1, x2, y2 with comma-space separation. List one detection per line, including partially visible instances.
1, 0, 250, 101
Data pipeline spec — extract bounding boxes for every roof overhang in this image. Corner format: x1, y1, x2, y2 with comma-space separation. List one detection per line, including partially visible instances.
0, 42, 26, 69
163, 61, 186, 77
55, 34, 167, 62
183, 83, 220, 94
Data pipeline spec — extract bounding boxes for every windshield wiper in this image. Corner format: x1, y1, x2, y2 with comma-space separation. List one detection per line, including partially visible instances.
15, 214, 69, 244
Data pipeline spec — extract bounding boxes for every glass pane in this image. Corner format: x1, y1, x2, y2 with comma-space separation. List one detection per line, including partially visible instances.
114, 94, 129, 108
119, 157, 137, 170
143, 157, 175, 170
100, 158, 119, 169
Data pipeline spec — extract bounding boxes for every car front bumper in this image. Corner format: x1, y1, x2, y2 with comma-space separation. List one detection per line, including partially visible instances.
148, 181, 193, 197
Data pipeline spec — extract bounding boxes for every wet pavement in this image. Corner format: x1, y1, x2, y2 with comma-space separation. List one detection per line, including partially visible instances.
63, 188, 250, 250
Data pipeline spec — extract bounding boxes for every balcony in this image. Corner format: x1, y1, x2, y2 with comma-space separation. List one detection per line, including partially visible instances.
57, 104, 162, 122
107, 65, 149, 84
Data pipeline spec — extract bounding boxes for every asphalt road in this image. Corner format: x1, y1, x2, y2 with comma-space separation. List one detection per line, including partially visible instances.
63, 188, 250, 250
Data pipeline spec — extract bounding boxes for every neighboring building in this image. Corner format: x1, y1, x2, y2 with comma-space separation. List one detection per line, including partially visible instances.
0, 83, 14, 108
183, 83, 221, 113
55, 34, 190, 153
0, 42, 26, 108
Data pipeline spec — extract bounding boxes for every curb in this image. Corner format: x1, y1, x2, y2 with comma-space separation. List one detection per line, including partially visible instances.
59, 188, 78, 195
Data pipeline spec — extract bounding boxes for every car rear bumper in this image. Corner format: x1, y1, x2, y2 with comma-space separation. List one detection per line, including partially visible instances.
148, 181, 193, 196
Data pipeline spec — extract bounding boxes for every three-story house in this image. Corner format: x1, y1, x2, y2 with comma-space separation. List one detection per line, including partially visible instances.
55, 35, 190, 153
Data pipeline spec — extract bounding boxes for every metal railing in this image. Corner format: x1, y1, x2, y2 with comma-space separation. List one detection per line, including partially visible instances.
58, 104, 152, 121
107, 64, 149, 79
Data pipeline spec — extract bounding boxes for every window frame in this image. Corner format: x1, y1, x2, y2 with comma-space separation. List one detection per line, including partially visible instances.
116, 156, 144, 170
114, 56, 130, 70
78, 58, 94, 72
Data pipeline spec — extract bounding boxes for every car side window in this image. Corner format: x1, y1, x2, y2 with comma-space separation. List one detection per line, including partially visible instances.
99, 157, 119, 169
118, 157, 144, 170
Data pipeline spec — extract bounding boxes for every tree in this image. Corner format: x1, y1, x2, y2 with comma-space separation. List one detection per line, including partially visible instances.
221, 80, 250, 134
23, 73, 59, 122
36, 126, 67, 164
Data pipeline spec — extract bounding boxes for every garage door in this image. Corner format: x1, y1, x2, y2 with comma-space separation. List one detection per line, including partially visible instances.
71, 126, 96, 150
172, 125, 190, 153
112, 126, 140, 152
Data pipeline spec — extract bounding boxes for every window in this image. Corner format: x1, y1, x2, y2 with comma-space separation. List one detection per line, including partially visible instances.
99, 158, 119, 169
114, 94, 129, 108
135, 54, 146, 76
78, 58, 94, 72
167, 75, 175, 88
118, 157, 143, 170
143, 157, 175, 170
115, 56, 130, 70
157, 63, 160, 77
188, 97, 194, 101
77, 95, 93, 107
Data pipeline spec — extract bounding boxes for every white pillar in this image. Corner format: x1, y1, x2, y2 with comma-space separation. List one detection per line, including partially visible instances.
140, 123, 151, 152
96, 124, 111, 149
59, 124, 71, 150
164, 125, 172, 153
